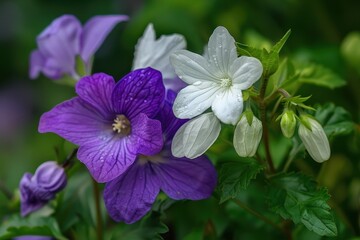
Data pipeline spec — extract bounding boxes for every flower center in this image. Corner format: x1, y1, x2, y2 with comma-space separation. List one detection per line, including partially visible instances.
220, 77, 232, 88
112, 114, 131, 135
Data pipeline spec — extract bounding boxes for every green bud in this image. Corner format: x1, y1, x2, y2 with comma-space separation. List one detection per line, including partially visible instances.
280, 110, 296, 138
298, 116, 330, 163
233, 115, 262, 157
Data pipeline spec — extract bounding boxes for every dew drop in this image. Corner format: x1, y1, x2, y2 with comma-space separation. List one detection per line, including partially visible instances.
193, 81, 202, 86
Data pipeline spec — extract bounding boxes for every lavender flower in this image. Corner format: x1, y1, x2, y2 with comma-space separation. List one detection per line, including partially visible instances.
38, 68, 165, 182
29, 14, 128, 80
19, 161, 66, 216
104, 91, 217, 224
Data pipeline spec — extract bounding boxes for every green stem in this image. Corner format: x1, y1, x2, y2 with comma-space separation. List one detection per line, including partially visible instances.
92, 178, 103, 240
0, 180, 13, 200
259, 76, 275, 173
282, 143, 303, 172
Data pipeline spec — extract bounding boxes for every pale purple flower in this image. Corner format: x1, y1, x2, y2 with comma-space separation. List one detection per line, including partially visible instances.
13, 236, 52, 240
29, 14, 128, 80
38, 68, 165, 182
104, 91, 217, 224
19, 161, 67, 216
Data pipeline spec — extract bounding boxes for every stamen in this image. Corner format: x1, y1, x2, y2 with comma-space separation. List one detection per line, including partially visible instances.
220, 77, 232, 88
112, 114, 131, 135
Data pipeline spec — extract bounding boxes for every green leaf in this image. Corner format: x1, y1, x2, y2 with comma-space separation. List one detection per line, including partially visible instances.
295, 64, 346, 89
315, 103, 354, 138
272, 29, 291, 54
236, 43, 263, 59
268, 172, 337, 237
0, 215, 67, 240
267, 58, 295, 95
217, 159, 264, 203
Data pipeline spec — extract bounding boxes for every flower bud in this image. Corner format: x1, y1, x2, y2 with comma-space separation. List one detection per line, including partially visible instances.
280, 110, 297, 138
233, 114, 263, 157
19, 161, 67, 216
298, 116, 330, 163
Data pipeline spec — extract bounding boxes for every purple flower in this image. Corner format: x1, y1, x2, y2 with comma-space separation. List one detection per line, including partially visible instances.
19, 161, 67, 216
13, 236, 52, 240
29, 14, 128, 80
103, 91, 217, 224
38, 68, 165, 182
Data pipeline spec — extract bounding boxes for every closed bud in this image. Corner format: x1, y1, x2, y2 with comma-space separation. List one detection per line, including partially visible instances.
298, 116, 330, 163
19, 161, 67, 216
233, 115, 262, 157
280, 110, 297, 138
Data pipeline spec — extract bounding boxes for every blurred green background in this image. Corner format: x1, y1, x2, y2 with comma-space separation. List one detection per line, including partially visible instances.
0, 0, 359, 237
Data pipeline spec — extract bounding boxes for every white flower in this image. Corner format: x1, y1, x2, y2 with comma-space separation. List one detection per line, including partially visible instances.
170, 26, 263, 158
233, 115, 263, 157
170, 26, 263, 125
298, 116, 331, 163
132, 23, 186, 80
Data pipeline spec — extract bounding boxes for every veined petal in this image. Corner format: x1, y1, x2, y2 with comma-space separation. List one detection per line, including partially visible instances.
76, 73, 115, 119
171, 113, 221, 159
211, 86, 244, 125
132, 113, 163, 156
170, 50, 222, 84
207, 26, 237, 75
112, 68, 165, 119
80, 15, 128, 63
230, 56, 263, 89
132, 23, 186, 80
154, 155, 217, 200
77, 134, 138, 183
173, 81, 220, 119
104, 162, 159, 224
37, 15, 82, 77
38, 97, 110, 146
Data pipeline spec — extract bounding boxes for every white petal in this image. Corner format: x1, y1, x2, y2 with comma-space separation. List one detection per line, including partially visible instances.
132, 23, 186, 79
207, 26, 237, 75
173, 81, 220, 119
230, 56, 263, 89
171, 113, 221, 159
211, 85, 244, 125
170, 50, 222, 84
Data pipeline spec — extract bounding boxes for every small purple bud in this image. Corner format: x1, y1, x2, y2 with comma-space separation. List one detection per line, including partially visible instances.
19, 161, 67, 216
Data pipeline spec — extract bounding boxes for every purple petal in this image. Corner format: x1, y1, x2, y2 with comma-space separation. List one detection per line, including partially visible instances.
131, 113, 163, 156
38, 97, 110, 146
76, 73, 115, 119
29, 50, 45, 79
112, 67, 165, 119
77, 134, 138, 183
80, 15, 129, 63
104, 162, 160, 224
153, 155, 217, 200
156, 90, 187, 142
37, 15, 82, 77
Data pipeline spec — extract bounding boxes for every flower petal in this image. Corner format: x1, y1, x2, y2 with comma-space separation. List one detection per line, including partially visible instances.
171, 113, 221, 159
77, 134, 138, 183
104, 162, 159, 224
132, 113, 163, 156
76, 73, 115, 119
132, 23, 186, 80
37, 15, 82, 77
112, 67, 165, 119
170, 50, 222, 84
207, 26, 237, 75
211, 86, 244, 125
29, 50, 45, 79
38, 97, 110, 146
154, 155, 216, 200
173, 81, 220, 119
80, 15, 128, 63
230, 56, 263, 89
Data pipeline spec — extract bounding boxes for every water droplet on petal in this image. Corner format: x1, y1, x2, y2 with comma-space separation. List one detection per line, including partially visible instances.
193, 81, 202, 86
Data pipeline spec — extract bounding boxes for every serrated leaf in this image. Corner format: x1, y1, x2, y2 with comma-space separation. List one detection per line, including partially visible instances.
0, 215, 67, 240
296, 64, 346, 89
272, 29, 291, 53
218, 159, 264, 203
315, 103, 354, 138
268, 172, 337, 237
